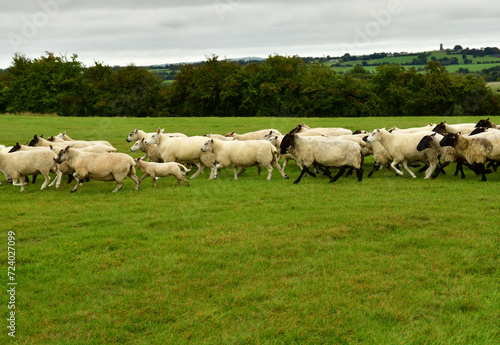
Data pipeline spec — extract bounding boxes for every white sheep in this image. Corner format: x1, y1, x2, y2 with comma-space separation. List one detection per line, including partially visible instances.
135, 157, 190, 187
203, 134, 236, 141
298, 123, 353, 136
29, 135, 116, 150
440, 132, 500, 181
201, 138, 289, 180
51, 132, 113, 147
54, 146, 140, 192
279, 131, 363, 184
145, 131, 216, 179
388, 123, 436, 133
225, 129, 282, 140
365, 129, 439, 179
0, 150, 62, 191
126, 128, 186, 142
130, 138, 163, 162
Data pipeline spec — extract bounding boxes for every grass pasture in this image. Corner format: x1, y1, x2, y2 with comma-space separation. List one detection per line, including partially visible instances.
0, 114, 499, 344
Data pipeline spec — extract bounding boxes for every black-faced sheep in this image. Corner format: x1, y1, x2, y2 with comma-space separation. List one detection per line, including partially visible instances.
280, 131, 363, 184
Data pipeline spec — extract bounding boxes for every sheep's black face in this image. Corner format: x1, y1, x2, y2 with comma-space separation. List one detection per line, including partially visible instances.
432, 122, 447, 135
280, 133, 294, 155
8, 143, 21, 153
28, 135, 39, 147
439, 133, 458, 147
475, 118, 494, 128
469, 127, 487, 136
417, 135, 433, 152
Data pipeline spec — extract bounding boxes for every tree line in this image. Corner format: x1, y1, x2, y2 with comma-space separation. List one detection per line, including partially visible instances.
0, 52, 498, 117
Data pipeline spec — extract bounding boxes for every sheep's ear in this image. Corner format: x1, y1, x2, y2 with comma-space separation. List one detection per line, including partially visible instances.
157, 128, 161, 134
63, 131, 66, 135
141, 138, 145, 142
457, 131, 461, 135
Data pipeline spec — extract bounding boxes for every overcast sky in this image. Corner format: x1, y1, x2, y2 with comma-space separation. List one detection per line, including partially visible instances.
1, 0, 499, 68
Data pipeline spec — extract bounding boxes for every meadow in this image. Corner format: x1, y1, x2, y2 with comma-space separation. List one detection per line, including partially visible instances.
0, 114, 499, 344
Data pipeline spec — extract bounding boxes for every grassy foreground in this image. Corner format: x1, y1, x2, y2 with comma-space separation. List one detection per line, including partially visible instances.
0, 115, 499, 344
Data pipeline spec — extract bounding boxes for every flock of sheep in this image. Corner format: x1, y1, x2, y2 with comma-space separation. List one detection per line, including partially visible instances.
1, 118, 499, 192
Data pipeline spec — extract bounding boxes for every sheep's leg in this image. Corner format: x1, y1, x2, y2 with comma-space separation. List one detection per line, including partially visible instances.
329, 167, 346, 183
112, 182, 123, 193
263, 164, 273, 181
293, 166, 311, 184
402, 161, 417, 178
356, 167, 363, 182
424, 161, 437, 179
181, 175, 190, 186
190, 163, 205, 179
475, 163, 488, 181
138, 173, 149, 186
40, 173, 50, 190
18, 176, 26, 192
128, 167, 140, 190
271, 160, 289, 179
367, 162, 381, 178
390, 160, 405, 176
151, 174, 157, 187
233, 167, 239, 180
256, 165, 261, 176
237, 167, 246, 177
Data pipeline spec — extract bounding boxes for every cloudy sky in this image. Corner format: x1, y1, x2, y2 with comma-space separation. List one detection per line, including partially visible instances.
1, 0, 499, 68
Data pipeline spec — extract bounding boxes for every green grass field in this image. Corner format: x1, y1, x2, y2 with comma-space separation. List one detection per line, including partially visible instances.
1, 114, 499, 344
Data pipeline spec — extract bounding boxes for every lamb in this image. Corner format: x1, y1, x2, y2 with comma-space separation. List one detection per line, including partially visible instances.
279, 131, 363, 184
145, 131, 216, 179
440, 133, 500, 181
126, 128, 186, 142
225, 129, 282, 140
135, 158, 190, 187
0, 150, 62, 191
200, 138, 289, 180
130, 138, 163, 162
54, 146, 140, 192
432, 122, 476, 135
365, 129, 440, 179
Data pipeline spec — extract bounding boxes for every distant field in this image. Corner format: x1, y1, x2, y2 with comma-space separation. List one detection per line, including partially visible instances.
0, 114, 499, 344
330, 51, 500, 74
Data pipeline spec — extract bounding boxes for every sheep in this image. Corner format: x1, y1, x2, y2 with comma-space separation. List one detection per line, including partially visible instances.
365, 129, 439, 179
54, 146, 139, 192
388, 123, 436, 133
203, 134, 236, 141
298, 123, 353, 136
135, 157, 190, 187
200, 138, 289, 180
51, 132, 113, 147
126, 128, 186, 142
0, 150, 62, 191
0, 145, 14, 185
440, 132, 500, 181
130, 138, 163, 162
225, 129, 282, 140
279, 131, 363, 184
12, 142, 116, 154
29, 135, 116, 151
145, 131, 216, 179
432, 122, 476, 135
